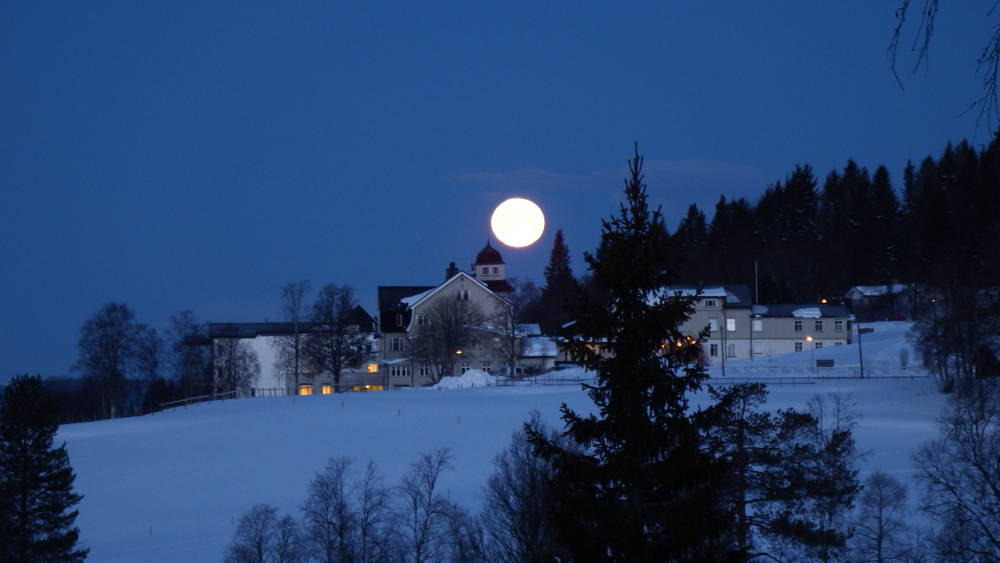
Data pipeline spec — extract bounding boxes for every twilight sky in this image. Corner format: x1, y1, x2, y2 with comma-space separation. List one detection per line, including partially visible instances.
1, 2, 993, 380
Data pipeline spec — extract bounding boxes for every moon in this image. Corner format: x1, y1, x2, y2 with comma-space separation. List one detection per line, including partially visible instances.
490, 198, 545, 248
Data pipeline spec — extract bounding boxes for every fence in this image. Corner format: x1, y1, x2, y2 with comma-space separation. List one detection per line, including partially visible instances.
158, 390, 239, 411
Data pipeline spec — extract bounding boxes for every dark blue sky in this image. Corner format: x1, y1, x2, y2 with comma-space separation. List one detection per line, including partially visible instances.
1, 2, 992, 379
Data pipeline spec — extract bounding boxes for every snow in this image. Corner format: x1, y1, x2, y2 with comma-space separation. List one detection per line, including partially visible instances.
431, 369, 496, 389
849, 284, 908, 297
399, 287, 435, 306
57, 321, 945, 562
521, 336, 557, 357
791, 307, 822, 318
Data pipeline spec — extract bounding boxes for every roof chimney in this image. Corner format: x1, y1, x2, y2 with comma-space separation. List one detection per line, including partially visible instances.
445, 261, 459, 281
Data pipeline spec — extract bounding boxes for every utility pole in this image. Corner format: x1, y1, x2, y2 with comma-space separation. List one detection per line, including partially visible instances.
857, 323, 874, 378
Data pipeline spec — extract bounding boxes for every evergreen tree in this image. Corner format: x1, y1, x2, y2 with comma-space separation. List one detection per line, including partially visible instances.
538, 229, 580, 333
528, 145, 738, 560
0, 375, 87, 562
673, 203, 710, 284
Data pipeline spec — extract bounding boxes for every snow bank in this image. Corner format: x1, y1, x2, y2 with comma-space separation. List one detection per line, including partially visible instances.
432, 369, 496, 389
792, 307, 822, 318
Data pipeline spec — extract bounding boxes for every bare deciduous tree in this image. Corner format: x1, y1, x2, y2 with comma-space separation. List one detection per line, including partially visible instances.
225, 503, 304, 563
305, 284, 366, 393
278, 280, 311, 394
397, 448, 457, 563
853, 471, 910, 563
482, 412, 564, 562
914, 379, 1000, 559
302, 457, 356, 563
214, 339, 260, 397
409, 299, 486, 383
890, 0, 1000, 127
75, 302, 141, 418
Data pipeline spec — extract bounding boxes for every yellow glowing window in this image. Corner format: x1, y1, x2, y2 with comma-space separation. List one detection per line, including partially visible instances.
352, 385, 384, 392
297, 384, 313, 396
367, 363, 378, 373
321, 385, 333, 395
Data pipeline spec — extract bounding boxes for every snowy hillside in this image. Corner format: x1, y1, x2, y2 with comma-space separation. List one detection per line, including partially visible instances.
58, 322, 945, 562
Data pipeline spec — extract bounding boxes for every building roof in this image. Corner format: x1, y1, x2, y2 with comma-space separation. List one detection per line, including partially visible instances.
484, 279, 514, 294
474, 241, 504, 265
660, 284, 753, 307
750, 303, 850, 318
377, 285, 435, 332
846, 284, 909, 298
202, 306, 377, 340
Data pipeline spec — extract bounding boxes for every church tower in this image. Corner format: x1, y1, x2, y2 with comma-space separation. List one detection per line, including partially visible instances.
473, 241, 513, 294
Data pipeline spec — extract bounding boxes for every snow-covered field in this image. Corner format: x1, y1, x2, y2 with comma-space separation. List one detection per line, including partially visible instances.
58, 322, 946, 562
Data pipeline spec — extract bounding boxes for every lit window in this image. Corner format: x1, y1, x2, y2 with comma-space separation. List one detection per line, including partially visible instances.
298, 384, 313, 396
752, 319, 763, 332
709, 343, 718, 357
726, 318, 736, 332
352, 385, 384, 392
794, 320, 803, 332
794, 342, 803, 352
704, 299, 717, 307
367, 363, 378, 373
708, 318, 719, 332
815, 320, 824, 332
321, 385, 333, 395
834, 320, 844, 332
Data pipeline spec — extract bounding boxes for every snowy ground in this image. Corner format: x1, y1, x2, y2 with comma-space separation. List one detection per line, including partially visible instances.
58, 322, 945, 562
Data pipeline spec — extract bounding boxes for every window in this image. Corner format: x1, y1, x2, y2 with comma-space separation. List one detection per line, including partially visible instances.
815, 320, 824, 332
418, 365, 432, 377
794, 320, 803, 332
834, 320, 844, 332
298, 384, 313, 396
390, 337, 401, 352
834, 341, 843, 346
321, 384, 333, 395
704, 299, 718, 307
752, 319, 763, 332
814, 342, 823, 349
726, 318, 736, 332
416, 314, 428, 326
727, 343, 736, 358
794, 342, 803, 352
390, 365, 411, 377
367, 363, 378, 373
460, 362, 471, 374
481, 267, 489, 275
710, 343, 718, 357
352, 384, 384, 392
708, 318, 719, 332
752, 342, 763, 356
457, 289, 470, 301
491, 267, 499, 274
481, 362, 492, 372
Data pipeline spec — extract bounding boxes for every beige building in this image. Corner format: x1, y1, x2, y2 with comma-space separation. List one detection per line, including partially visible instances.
377, 243, 531, 387
668, 286, 852, 364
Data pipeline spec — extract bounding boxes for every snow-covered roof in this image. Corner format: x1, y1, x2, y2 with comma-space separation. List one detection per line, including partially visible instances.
791, 307, 822, 319
517, 323, 542, 337
846, 284, 908, 297
649, 285, 751, 306
520, 336, 558, 357
400, 287, 435, 306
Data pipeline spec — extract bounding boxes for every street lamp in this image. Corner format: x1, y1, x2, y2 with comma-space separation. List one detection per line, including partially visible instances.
805, 335, 815, 367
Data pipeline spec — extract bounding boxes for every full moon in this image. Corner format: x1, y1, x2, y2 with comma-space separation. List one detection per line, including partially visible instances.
490, 198, 545, 248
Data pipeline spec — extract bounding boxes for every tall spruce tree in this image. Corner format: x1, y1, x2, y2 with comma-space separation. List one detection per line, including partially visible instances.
528, 145, 738, 560
538, 229, 580, 333
0, 375, 87, 562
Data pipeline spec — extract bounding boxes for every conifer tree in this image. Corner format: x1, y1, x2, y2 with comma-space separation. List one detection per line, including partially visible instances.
0, 375, 87, 562
538, 229, 580, 333
528, 145, 738, 560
